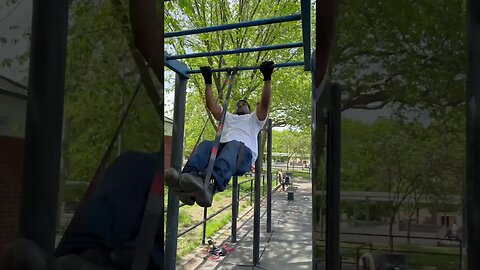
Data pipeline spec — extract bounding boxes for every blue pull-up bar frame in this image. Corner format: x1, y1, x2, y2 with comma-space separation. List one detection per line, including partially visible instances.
164, 1, 313, 268
300, 0, 311, 70
165, 0, 311, 74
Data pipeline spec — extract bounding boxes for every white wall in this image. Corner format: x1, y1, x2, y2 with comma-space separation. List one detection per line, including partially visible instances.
0, 95, 26, 138
164, 120, 173, 136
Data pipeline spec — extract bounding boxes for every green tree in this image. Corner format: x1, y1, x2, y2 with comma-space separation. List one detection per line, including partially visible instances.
62, 1, 162, 202
334, 0, 466, 117
369, 119, 462, 249
164, 0, 313, 135
272, 128, 310, 170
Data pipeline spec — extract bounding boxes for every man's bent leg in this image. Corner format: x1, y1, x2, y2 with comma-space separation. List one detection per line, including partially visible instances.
0, 238, 55, 270
212, 141, 252, 192
177, 141, 224, 207
165, 141, 213, 205
47, 255, 107, 270
181, 141, 214, 174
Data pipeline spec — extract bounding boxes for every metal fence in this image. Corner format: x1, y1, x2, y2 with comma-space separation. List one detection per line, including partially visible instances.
317, 232, 462, 270
175, 175, 280, 244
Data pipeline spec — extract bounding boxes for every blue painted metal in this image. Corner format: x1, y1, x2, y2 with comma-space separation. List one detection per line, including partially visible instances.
164, 54, 189, 79
326, 83, 342, 270
165, 74, 188, 270
166, 42, 303, 60
188, 61, 304, 74
466, 0, 480, 268
165, 14, 301, 38
300, 0, 311, 71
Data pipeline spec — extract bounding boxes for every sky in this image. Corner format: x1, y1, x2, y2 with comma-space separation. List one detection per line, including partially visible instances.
0, 0, 32, 84
1, 1, 405, 128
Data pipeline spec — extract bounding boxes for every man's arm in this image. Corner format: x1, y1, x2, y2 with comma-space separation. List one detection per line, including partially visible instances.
257, 61, 275, 121
205, 84, 222, 121
201, 66, 222, 121
256, 81, 271, 121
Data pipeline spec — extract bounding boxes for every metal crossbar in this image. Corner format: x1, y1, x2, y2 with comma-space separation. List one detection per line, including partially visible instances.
165, 14, 301, 38
166, 42, 303, 60
188, 61, 304, 74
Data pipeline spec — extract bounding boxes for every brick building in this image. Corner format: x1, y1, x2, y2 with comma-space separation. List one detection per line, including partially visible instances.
0, 74, 174, 252
164, 116, 173, 171
0, 75, 28, 252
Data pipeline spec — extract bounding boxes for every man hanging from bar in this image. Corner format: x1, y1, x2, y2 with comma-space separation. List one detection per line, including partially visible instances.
166, 61, 274, 207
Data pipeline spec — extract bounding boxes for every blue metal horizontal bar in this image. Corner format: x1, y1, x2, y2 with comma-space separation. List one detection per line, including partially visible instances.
165, 14, 302, 38
300, 0, 311, 71
187, 61, 305, 74
166, 42, 304, 60
164, 54, 189, 79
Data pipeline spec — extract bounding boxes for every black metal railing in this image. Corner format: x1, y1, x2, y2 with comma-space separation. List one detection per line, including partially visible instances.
176, 174, 280, 243
317, 232, 462, 269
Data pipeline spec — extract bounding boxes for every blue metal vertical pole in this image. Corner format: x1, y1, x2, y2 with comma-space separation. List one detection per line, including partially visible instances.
267, 119, 273, 233
326, 83, 341, 270
300, 0, 312, 71
262, 175, 265, 196
253, 132, 262, 265
232, 176, 239, 242
250, 179, 253, 206
19, 0, 69, 253
165, 73, 188, 270
466, 0, 480, 268
202, 207, 208, 245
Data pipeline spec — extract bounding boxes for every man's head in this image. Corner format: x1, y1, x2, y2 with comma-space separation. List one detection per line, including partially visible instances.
235, 99, 251, 115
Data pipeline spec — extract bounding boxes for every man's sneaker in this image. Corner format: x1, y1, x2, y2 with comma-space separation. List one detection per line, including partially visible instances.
165, 168, 181, 191
179, 172, 216, 207
165, 168, 195, 205
178, 194, 195, 206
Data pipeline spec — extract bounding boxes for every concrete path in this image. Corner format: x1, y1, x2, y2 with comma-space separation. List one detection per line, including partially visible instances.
179, 178, 313, 270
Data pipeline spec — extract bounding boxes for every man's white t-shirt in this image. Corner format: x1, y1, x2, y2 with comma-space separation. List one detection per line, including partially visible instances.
220, 111, 266, 165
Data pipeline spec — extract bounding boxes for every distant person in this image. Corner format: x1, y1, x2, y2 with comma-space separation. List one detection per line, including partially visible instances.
278, 169, 285, 191
452, 221, 458, 239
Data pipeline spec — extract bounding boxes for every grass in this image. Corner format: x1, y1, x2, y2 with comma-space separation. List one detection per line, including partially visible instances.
174, 179, 268, 260
315, 241, 461, 269
288, 170, 310, 178
175, 198, 254, 260
386, 243, 460, 269
170, 173, 285, 262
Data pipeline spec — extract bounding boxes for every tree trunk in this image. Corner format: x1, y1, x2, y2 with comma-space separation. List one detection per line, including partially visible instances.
389, 210, 397, 251
407, 212, 415, 245
416, 207, 420, 224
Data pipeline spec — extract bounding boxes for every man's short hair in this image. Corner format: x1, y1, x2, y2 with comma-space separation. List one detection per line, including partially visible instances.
237, 99, 251, 110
